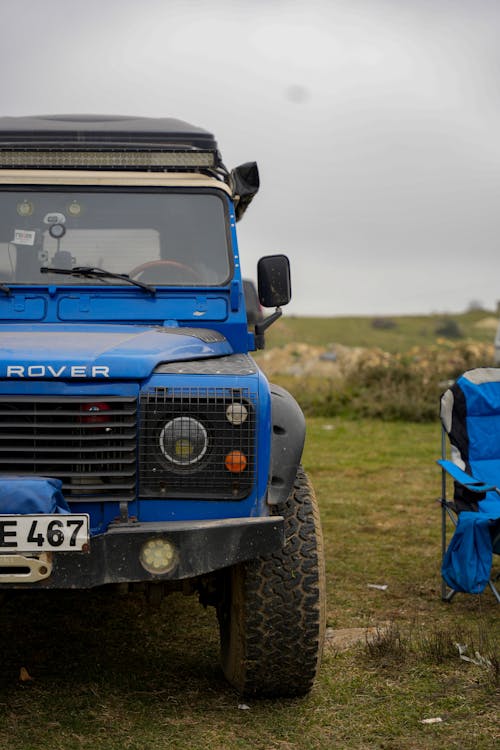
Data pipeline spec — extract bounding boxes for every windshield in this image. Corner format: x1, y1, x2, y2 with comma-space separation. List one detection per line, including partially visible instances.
0, 189, 231, 286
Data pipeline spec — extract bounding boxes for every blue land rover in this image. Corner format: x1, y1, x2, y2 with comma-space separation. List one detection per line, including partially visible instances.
0, 115, 325, 697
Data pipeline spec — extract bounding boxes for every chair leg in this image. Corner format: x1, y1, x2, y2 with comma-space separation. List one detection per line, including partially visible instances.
441, 498, 448, 602
439, 438, 453, 603
487, 579, 500, 604
442, 586, 457, 603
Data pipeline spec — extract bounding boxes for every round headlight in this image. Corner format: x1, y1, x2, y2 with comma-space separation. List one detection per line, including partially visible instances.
159, 416, 208, 466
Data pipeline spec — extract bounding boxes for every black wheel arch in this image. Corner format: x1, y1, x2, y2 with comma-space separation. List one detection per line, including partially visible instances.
267, 383, 306, 506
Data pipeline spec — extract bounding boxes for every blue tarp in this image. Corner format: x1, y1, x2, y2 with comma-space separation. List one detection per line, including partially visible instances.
0, 476, 70, 515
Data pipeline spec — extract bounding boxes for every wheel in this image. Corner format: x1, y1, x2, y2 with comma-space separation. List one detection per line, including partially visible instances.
217, 466, 326, 697
128, 260, 201, 283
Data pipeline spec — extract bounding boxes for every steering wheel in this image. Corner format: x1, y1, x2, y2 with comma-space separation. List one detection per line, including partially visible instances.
129, 259, 202, 283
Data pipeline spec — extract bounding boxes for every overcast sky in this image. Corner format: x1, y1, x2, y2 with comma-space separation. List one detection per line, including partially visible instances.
1, 0, 500, 316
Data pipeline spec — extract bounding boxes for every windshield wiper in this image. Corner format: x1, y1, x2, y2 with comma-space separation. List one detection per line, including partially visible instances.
0, 282, 11, 296
40, 266, 156, 295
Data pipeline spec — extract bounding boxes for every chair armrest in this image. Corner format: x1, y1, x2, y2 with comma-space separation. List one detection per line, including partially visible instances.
437, 460, 497, 493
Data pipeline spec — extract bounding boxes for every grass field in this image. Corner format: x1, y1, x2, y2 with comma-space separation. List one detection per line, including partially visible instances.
263, 309, 497, 352
0, 418, 498, 750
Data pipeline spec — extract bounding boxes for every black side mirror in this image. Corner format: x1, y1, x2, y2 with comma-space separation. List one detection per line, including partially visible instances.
257, 254, 291, 308
254, 255, 291, 349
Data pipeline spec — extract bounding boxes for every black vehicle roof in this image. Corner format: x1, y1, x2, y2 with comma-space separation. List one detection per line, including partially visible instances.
0, 115, 217, 150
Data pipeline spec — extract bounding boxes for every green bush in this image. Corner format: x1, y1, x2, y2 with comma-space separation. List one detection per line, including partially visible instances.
434, 318, 464, 339
267, 341, 494, 422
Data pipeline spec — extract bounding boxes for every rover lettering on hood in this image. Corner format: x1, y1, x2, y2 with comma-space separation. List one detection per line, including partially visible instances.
5, 365, 110, 378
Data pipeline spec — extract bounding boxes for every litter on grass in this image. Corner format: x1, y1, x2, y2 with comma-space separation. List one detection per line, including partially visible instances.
455, 643, 493, 668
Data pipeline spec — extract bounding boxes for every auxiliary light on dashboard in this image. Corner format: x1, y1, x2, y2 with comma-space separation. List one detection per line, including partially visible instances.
67, 200, 82, 216
17, 200, 34, 216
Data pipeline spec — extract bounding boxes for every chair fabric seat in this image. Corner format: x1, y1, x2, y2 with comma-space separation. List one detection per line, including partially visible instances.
440, 368, 500, 597
442, 511, 498, 593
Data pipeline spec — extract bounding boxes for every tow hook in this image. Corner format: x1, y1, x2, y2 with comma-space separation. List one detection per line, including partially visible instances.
0, 553, 53, 583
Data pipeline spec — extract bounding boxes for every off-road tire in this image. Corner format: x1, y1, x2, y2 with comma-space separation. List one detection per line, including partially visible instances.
217, 466, 326, 697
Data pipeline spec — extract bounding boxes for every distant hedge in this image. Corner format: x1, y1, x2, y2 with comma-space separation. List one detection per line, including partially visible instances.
263, 341, 494, 422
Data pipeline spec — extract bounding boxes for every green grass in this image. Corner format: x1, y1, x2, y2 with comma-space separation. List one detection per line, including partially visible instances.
0, 419, 498, 749
263, 309, 497, 352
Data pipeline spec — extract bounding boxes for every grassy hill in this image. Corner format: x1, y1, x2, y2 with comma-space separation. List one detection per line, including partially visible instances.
256, 310, 498, 421
263, 309, 498, 353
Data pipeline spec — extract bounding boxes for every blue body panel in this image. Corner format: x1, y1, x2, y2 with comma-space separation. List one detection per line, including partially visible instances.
0, 193, 251, 352
136, 369, 272, 524
0, 323, 233, 380
0, 366, 272, 533
0, 194, 272, 540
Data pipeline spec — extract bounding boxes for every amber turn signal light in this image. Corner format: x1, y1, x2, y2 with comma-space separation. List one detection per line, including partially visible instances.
224, 450, 247, 473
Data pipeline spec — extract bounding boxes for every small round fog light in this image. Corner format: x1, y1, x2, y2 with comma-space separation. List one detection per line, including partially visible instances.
140, 538, 177, 574
226, 403, 248, 425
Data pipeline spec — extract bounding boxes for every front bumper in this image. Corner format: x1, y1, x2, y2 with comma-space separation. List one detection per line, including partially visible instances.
0, 516, 284, 589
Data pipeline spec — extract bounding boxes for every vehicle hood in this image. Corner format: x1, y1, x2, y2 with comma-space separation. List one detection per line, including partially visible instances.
0, 324, 233, 380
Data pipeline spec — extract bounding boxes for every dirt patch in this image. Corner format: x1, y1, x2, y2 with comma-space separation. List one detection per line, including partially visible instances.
473, 316, 499, 331
324, 625, 389, 652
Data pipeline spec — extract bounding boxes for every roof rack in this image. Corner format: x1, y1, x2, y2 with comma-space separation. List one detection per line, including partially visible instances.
0, 115, 259, 220
0, 115, 222, 172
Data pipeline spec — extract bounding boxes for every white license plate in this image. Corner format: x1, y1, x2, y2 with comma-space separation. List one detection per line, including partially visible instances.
0, 514, 89, 552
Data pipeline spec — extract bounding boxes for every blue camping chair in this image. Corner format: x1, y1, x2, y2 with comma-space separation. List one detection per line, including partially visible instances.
438, 368, 500, 603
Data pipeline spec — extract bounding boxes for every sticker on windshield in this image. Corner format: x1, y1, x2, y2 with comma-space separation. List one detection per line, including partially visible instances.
13, 229, 36, 246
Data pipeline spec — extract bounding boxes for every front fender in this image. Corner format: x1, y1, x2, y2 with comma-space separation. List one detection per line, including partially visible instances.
267, 384, 306, 506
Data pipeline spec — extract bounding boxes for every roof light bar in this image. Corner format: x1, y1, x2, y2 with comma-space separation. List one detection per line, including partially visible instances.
0, 149, 216, 170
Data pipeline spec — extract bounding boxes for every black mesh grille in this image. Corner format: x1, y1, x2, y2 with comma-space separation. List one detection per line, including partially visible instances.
0, 396, 137, 500
139, 387, 256, 499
